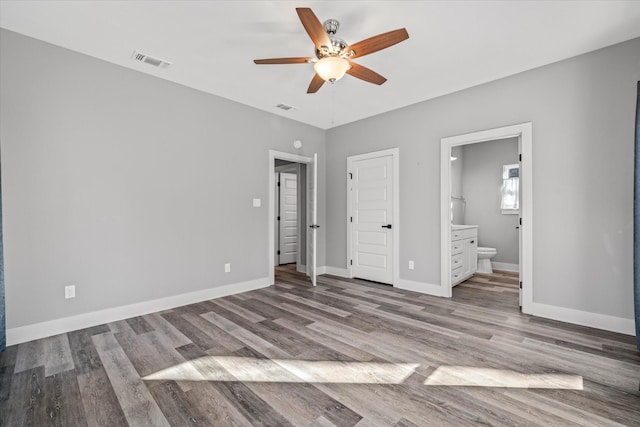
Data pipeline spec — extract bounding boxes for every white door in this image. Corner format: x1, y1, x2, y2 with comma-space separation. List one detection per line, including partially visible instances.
279, 173, 298, 264
307, 154, 318, 286
518, 148, 523, 308
350, 154, 394, 284
274, 172, 279, 266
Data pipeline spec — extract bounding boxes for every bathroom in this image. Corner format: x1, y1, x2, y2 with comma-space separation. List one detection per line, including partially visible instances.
450, 137, 520, 289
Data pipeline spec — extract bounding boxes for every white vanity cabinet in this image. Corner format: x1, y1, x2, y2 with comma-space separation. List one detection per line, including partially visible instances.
451, 225, 478, 286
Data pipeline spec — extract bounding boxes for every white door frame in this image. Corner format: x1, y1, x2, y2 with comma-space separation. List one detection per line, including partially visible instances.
347, 148, 400, 286
440, 123, 533, 314
268, 150, 313, 285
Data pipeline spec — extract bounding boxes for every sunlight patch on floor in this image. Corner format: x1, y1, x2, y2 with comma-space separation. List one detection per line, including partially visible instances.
424, 366, 583, 389
143, 356, 420, 384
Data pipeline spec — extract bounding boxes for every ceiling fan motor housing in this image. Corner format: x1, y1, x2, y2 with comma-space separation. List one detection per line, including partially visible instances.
323, 19, 340, 35
316, 19, 350, 59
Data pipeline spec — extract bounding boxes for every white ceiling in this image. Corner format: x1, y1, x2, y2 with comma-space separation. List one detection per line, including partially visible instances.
2, 1, 640, 129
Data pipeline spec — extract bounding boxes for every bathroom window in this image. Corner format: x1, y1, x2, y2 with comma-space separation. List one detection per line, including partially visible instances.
501, 164, 519, 214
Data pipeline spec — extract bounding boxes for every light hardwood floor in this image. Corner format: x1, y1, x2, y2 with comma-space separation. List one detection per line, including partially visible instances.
1, 266, 639, 426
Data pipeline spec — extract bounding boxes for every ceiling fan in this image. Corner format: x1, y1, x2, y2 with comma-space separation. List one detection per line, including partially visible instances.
254, 7, 409, 93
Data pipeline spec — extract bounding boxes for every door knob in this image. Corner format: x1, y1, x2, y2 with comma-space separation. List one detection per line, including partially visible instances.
381, 224, 392, 229
309, 224, 320, 229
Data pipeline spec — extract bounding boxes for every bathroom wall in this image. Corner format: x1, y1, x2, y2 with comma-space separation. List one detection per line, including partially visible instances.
450, 146, 465, 225
462, 138, 519, 267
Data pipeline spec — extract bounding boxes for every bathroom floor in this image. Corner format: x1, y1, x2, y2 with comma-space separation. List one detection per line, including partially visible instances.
453, 269, 521, 313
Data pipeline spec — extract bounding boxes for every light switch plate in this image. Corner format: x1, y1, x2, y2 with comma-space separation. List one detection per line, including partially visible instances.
408, 260, 415, 270
65, 285, 75, 299
253, 198, 261, 207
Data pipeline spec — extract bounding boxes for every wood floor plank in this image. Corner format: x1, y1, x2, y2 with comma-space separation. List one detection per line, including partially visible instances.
142, 312, 192, 348
227, 295, 316, 326
160, 310, 221, 352
126, 315, 155, 335
114, 323, 183, 378
184, 381, 254, 426
43, 333, 75, 376
43, 369, 88, 427
67, 329, 106, 375
0, 344, 17, 406
181, 312, 246, 354
4, 367, 46, 426
272, 317, 377, 362
14, 339, 46, 373
2, 266, 639, 426
177, 344, 301, 427
211, 381, 296, 427
210, 298, 267, 323
200, 311, 291, 359
231, 346, 363, 427
503, 388, 630, 426
76, 365, 128, 426
92, 332, 170, 426
147, 380, 207, 426
175, 343, 254, 426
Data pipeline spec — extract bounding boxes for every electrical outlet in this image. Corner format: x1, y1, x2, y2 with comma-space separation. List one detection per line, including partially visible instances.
224, 263, 231, 273
408, 260, 415, 270
65, 285, 75, 299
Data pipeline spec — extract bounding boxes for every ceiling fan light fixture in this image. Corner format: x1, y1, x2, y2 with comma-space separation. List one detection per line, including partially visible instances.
314, 56, 350, 83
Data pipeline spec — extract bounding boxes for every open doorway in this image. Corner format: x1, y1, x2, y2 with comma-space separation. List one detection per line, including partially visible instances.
274, 160, 307, 272
268, 150, 318, 287
448, 138, 520, 311
440, 123, 533, 314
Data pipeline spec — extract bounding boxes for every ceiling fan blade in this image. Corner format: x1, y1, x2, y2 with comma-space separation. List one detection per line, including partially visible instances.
307, 74, 325, 94
254, 57, 313, 65
347, 62, 387, 85
348, 28, 409, 59
296, 7, 332, 50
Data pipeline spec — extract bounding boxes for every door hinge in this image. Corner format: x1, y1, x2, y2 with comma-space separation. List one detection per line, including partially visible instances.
348, 172, 353, 180
519, 281, 522, 289
519, 217, 522, 226
277, 216, 280, 221
350, 259, 353, 265
519, 154, 522, 162
350, 216, 353, 223
277, 250, 281, 255
277, 182, 281, 187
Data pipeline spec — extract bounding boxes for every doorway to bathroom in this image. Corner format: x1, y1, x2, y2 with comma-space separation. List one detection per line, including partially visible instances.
440, 123, 533, 314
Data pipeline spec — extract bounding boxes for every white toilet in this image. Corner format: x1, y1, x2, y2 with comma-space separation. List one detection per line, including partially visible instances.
477, 247, 497, 273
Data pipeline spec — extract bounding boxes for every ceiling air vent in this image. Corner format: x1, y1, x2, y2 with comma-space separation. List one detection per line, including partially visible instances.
132, 51, 172, 68
276, 103, 296, 111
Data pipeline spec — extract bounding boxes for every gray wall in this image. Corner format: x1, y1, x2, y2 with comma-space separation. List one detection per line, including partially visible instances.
326, 37, 640, 320
450, 145, 464, 225
461, 138, 519, 264
0, 30, 326, 329
2, 27, 639, 330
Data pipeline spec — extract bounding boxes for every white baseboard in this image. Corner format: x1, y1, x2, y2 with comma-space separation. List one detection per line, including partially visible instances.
528, 302, 635, 336
492, 262, 519, 272
320, 266, 350, 278
7, 277, 271, 346
395, 278, 444, 297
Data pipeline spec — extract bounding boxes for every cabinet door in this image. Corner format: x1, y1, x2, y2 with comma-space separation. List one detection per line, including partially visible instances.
461, 237, 478, 278
467, 237, 477, 274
